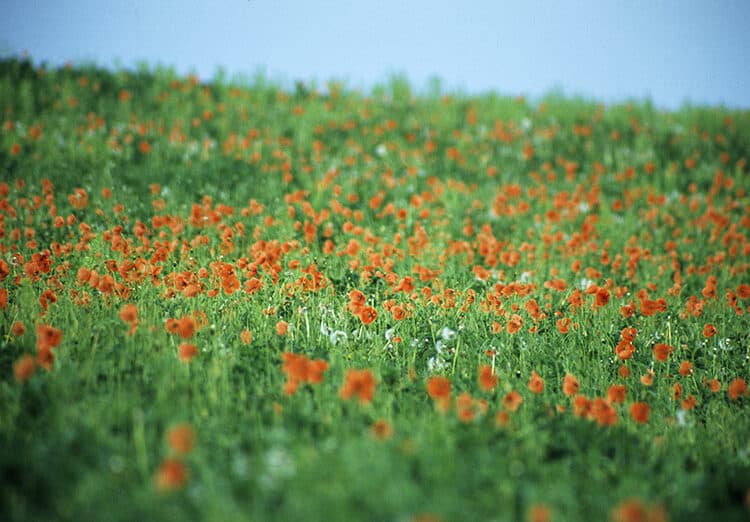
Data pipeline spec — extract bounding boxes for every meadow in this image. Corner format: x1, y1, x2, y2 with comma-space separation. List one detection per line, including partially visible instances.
1, 56, 749, 521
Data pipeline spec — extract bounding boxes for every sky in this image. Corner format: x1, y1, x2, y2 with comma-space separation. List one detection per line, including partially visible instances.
2, 0, 749, 110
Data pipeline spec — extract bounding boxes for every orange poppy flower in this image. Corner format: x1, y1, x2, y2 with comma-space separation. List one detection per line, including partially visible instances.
166, 316, 197, 339
14, 354, 36, 382
630, 402, 650, 423
678, 360, 693, 376
68, 188, 88, 209
348, 289, 366, 313
36, 346, 55, 371
620, 327, 637, 342
652, 343, 673, 362
456, 392, 479, 423
478, 365, 498, 392
572, 395, 591, 418
176, 317, 197, 339
371, 419, 393, 440
306, 359, 329, 384
527, 504, 551, 522
502, 390, 523, 412
426, 376, 451, 400
620, 302, 636, 319
178, 343, 199, 362
607, 384, 627, 404
36, 324, 63, 350
610, 499, 665, 522
358, 306, 378, 325
340, 368, 376, 405
119, 303, 138, 324
154, 459, 189, 492
11, 321, 26, 337
167, 424, 196, 455
275, 320, 289, 336
702, 323, 717, 338
426, 375, 452, 412
528, 370, 544, 394
728, 378, 748, 400
640, 298, 667, 316
119, 303, 138, 335
681, 395, 697, 411
615, 340, 635, 360
281, 352, 306, 380
240, 329, 253, 345
591, 397, 618, 426
282, 378, 299, 396
165, 318, 179, 334
244, 277, 263, 294
594, 287, 610, 307
394, 276, 415, 293
506, 314, 523, 334
76, 266, 92, 285
562, 373, 579, 396
390, 305, 407, 321
556, 317, 571, 334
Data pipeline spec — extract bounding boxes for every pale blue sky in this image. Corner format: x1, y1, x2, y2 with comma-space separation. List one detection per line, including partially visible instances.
2, 0, 749, 109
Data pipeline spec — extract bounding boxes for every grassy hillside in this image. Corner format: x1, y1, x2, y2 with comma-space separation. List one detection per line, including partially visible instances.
1, 56, 750, 521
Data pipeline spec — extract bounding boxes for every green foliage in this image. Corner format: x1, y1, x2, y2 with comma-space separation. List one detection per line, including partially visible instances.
1, 56, 750, 521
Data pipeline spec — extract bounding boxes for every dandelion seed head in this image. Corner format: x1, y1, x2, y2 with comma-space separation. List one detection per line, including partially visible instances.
440, 327, 456, 341
385, 328, 396, 341
428, 356, 446, 372
329, 330, 348, 345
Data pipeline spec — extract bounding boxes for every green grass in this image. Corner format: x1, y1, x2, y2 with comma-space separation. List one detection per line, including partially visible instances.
1, 55, 749, 521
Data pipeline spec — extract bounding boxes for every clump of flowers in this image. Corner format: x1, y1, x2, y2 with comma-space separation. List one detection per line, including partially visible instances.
280, 352, 329, 395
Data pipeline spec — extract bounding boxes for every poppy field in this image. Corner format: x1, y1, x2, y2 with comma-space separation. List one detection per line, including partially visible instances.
1, 57, 750, 521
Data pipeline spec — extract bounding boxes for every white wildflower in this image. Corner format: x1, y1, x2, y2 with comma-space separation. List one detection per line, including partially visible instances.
428, 356, 446, 372
385, 328, 396, 341
440, 327, 456, 342
320, 322, 331, 336
329, 330, 348, 345
260, 448, 295, 489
